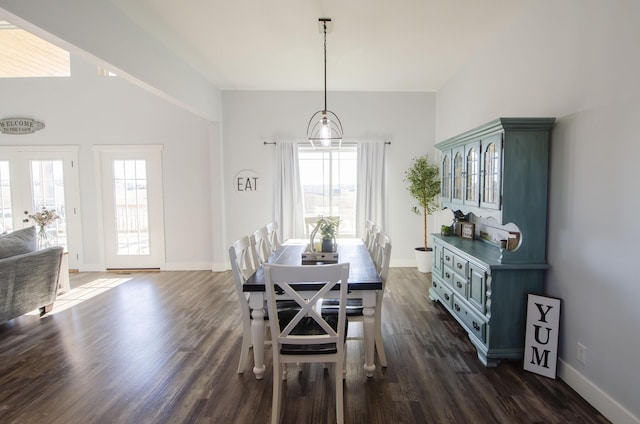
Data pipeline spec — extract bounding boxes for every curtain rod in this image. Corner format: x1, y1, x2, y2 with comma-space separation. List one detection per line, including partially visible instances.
263, 140, 391, 145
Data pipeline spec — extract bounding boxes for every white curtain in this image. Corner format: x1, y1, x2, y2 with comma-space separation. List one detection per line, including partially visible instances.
274, 141, 305, 240
356, 141, 386, 238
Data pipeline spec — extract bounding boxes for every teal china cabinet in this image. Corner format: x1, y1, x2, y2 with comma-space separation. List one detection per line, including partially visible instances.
430, 117, 555, 366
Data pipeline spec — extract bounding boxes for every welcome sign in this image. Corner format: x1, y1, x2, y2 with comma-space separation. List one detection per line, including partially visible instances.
523, 294, 561, 378
0, 117, 45, 135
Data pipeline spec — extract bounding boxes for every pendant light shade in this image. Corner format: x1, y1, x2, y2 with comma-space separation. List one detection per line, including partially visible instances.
307, 18, 343, 149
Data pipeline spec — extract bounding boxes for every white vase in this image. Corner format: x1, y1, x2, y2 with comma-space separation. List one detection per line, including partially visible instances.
414, 247, 433, 273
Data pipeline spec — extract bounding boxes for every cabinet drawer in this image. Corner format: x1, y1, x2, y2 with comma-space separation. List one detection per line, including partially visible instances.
443, 248, 454, 269
452, 273, 467, 298
452, 297, 486, 343
443, 266, 454, 285
453, 255, 468, 277
432, 278, 453, 307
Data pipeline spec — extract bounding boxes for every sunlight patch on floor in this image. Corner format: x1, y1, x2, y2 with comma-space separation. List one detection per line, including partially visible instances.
26, 277, 132, 316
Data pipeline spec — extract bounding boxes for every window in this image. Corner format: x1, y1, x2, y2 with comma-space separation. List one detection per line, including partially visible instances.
0, 21, 70, 78
97, 66, 118, 77
298, 145, 357, 237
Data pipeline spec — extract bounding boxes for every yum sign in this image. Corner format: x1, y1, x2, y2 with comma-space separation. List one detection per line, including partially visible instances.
524, 294, 561, 378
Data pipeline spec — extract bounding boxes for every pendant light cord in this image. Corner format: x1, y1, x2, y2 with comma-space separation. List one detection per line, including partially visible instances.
323, 20, 327, 112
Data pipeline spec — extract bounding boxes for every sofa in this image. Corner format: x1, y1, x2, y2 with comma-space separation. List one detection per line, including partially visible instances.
0, 226, 64, 324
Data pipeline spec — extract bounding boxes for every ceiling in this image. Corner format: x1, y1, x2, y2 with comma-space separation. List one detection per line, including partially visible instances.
109, 0, 533, 92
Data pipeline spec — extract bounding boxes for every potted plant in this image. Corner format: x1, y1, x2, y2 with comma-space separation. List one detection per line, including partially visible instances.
318, 216, 340, 252
404, 155, 441, 272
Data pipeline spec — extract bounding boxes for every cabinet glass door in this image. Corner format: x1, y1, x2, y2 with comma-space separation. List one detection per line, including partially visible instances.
441, 152, 451, 204
464, 142, 480, 206
480, 134, 502, 210
451, 147, 464, 205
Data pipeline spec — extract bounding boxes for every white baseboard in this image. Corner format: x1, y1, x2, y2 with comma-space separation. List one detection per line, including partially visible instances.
163, 262, 216, 271
78, 262, 222, 272
558, 359, 640, 424
78, 264, 105, 272
211, 261, 226, 272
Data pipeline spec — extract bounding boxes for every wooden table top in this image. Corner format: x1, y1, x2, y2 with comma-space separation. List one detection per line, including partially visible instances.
243, 239, 382, 292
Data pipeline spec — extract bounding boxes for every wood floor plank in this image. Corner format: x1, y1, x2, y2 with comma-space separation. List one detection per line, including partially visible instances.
0, 268, 608, 423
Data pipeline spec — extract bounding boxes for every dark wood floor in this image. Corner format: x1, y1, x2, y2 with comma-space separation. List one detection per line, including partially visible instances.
0, 268, 608, 424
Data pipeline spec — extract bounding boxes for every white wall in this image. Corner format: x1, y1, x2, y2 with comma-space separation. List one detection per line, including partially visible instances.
221, 90, 438, 266
436, 0, 640, 422
0, 55, 218, 271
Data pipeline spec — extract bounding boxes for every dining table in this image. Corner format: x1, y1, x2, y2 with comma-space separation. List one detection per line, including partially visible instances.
244, 238, 383, 380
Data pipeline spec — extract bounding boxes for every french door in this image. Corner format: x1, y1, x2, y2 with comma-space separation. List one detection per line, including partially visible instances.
0, 146, 82, 269
98, 146, 165, 269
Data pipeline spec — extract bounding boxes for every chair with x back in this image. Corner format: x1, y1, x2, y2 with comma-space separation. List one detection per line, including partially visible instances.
251, 226, 273, 265
264, 262, 350, 424
367, 224, 382, 255
266, 221, 281, 253
322, 232, 391, 367
363, 219, 375, 249
229, 236, 261, 374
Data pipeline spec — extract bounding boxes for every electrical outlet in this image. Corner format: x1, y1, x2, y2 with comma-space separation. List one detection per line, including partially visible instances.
577, 343, 587, 364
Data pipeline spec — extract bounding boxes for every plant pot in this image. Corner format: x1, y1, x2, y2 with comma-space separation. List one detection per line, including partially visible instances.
322, 238, 335, 252
414, 247, 433, 273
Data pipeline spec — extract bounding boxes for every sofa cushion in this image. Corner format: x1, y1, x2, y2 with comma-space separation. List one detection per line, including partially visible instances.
0, 226, 37, 259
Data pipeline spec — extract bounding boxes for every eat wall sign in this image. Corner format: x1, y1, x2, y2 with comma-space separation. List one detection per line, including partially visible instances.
234, 169, 259, 192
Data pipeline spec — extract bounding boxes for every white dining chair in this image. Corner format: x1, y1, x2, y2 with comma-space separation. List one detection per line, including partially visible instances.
367, 224, 382, 255
264, 262, 350, 424
304, 215, 340, 238
322, 231, 391, 367
363, 219, 375, 249
229, 236, 260, 374
229, 236, 300, 375
251, 226, 273, 265
266, 221, 281, 252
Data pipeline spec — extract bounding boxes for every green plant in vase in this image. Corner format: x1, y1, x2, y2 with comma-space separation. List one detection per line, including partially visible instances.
318, 216, 340, 252
404, 154, 440, 272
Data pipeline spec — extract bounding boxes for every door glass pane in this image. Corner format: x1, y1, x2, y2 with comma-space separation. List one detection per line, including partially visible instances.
30, 160, 67, 248
113, 159, 149, 255
0, 161, 12, 233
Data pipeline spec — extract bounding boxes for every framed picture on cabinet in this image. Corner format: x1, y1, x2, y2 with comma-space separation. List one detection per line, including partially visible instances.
460, 223, 475, 240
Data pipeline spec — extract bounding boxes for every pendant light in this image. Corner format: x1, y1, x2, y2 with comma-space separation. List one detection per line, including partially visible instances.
307, 18, 343, 149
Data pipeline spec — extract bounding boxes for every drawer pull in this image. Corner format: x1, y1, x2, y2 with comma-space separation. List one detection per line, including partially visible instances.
445, 255, 451, 261
445, 293, 450, 301
433, 281, 438, 288
454, 303, 460, 312
445, 272, 451, 279
456, 281, 463, 289
457, 263, 463, 269
473, 321, 480, 331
